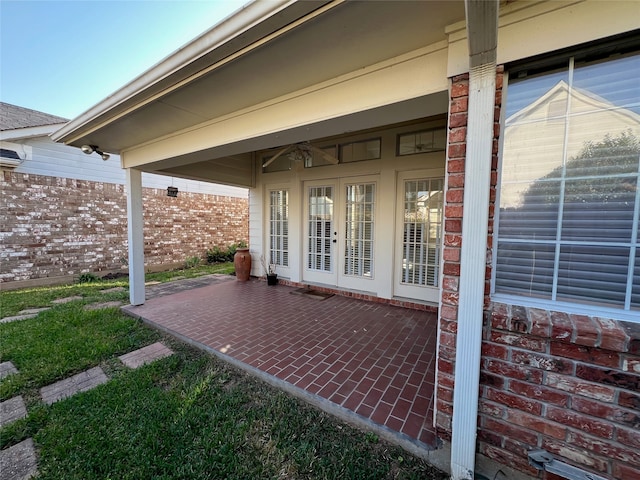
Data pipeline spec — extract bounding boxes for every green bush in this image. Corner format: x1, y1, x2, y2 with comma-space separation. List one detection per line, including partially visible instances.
184, 256, 201, 269
76, 272, 99, 284
206, 241, 247, 264
206, 246, 227, 264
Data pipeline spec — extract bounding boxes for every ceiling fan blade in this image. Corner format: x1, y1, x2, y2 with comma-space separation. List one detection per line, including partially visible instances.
307, 144, 339, 164
262, 145, 293, 168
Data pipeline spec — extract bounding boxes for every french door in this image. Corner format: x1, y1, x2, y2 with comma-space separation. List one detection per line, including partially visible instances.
303, 177, 377, 289
394, 172, 444, 303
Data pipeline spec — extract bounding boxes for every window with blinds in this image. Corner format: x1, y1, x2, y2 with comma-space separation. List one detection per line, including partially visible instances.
402, 178, 443, 287
343, 183, 375, 277
269, 190, 289, 267
307, 186, 333, 272
494, 52, 640, 312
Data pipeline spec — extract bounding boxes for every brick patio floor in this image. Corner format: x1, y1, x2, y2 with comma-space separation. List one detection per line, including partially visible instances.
122, 277, 439, 449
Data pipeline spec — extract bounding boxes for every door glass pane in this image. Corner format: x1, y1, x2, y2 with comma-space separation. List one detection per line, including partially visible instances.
402, 179, 443, 286
344, 183, 375, 277
269, 190, 288, 267
308, 186, 333, 272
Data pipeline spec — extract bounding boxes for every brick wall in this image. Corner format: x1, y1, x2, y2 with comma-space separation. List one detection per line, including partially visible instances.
437, 69, 640, 480
0, 171, 248, 285
482, 303, 640, 479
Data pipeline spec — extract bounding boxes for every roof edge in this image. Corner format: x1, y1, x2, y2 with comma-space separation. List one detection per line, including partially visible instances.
1, 123, 67, 141
51, 0, 299, 145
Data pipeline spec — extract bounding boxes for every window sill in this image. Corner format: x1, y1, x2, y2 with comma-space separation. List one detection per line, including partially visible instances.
488, 294, 640, 354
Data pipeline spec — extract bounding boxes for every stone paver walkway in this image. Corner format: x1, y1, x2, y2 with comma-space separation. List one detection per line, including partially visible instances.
83, 301, 123, 311
51, 295, 82, 304
40, 367, 109, 405
0, 362, 18, 380
0, 438, 38, 480
0, 275, 195, 479
0, 396, 27, 428
0, 308, 50, 324
119, 342, 174, 369
100, 286, 126, 294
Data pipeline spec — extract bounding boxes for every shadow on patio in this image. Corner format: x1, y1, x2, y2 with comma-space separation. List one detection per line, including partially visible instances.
123, 275, 440, 453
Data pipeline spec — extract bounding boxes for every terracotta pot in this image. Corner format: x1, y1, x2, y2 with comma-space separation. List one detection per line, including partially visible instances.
233, 248, 251, 281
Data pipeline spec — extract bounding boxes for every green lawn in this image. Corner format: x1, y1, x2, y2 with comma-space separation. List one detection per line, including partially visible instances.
0, 269, 447, 479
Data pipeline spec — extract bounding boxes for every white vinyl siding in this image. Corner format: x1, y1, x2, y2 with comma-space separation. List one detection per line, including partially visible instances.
494, 52, 640, 313
12, 137, 247, 197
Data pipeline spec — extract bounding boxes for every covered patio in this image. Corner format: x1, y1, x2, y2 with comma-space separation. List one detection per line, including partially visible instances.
122, 276, 439, 455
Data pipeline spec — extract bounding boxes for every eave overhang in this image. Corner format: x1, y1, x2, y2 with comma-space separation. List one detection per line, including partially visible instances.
51, 1, 464, 158
51, 0, 343, 151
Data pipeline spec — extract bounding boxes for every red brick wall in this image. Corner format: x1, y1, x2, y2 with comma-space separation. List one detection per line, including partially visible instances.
0, 171, 248, 284
437, 69, 640, 480
482, 303, 640, 479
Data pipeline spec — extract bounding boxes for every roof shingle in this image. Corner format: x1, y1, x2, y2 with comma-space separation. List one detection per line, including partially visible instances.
0, 102, 68, 131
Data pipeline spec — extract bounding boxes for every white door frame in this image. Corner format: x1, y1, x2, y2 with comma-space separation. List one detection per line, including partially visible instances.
302, 175, 379, 290
394, 169, 444, 303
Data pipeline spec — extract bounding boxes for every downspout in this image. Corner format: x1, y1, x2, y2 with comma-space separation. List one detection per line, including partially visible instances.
450, 1, 498, 479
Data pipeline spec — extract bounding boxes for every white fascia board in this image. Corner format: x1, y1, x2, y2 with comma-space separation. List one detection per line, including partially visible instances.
51, 0, 299, 144
121, 44, 449, 169
0, 124, 66, 141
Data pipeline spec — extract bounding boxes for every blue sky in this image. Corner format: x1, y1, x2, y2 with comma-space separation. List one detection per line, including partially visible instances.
1, 0, 245, 119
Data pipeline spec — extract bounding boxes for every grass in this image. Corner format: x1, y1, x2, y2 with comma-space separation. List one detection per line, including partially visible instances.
0, 268, 447, 479
0, 262, 235, 318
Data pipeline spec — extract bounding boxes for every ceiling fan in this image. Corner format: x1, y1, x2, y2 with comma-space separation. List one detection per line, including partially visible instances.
262, 142, 339, 169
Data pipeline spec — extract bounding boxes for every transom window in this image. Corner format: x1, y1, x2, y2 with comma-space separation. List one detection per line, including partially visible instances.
397, 128, 446, 156
494, 51, 640, 313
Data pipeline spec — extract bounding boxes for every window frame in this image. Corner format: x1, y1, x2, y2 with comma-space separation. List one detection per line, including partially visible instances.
491, 49, 640, 322
267, 188, 290, 270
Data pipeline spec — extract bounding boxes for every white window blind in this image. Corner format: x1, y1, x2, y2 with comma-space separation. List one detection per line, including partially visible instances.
495, 52, 640, 312
307, 186, 333, 272
269, 190, 289, 267
402, 178, 443, 287
343, 183, 375, 277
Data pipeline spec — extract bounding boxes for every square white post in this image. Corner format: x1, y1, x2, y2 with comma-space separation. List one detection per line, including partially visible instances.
126, 168, 145, 305
450, 2, 498, 479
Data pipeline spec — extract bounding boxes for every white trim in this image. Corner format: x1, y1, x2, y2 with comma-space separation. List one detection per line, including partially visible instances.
0, 141, 31, 168
450, 62, 497, 479
126, 168, 145, 305
0, 124, 66, 141
394, 169, 445, 303
491, 294, 640, 324
51, 1, 344, 147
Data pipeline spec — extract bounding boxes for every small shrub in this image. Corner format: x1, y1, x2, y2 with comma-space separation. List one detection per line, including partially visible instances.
206, 246, 227, 264
206, 241, 247, 264
76, 272, 99, 284
184, 256, 201, 269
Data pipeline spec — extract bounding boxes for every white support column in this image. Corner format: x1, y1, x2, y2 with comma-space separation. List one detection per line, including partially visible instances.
126, 168, 145, 305
450, 2, 498, 479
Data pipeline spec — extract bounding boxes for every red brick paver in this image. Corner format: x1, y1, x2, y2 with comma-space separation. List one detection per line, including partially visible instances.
123, 279, 438, 447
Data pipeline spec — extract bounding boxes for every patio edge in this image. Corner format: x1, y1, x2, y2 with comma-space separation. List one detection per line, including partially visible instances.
122, 304, 450, 469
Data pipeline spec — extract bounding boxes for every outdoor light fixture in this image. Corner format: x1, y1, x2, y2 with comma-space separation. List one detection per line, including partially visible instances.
80, 144, 110, 161
167, 186, 178, 197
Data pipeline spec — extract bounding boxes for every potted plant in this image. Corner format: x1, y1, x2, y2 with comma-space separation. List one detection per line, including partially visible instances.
260, 255, 278, 286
